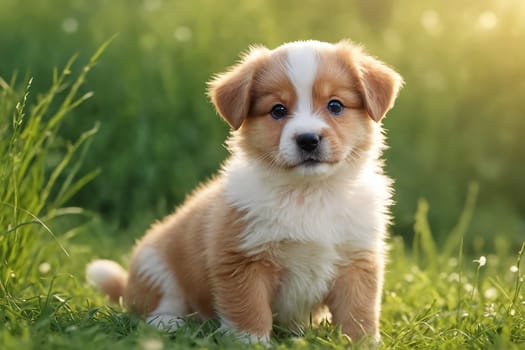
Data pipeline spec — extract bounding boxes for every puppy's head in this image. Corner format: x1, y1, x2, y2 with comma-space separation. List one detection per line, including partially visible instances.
208, 40, 403, 177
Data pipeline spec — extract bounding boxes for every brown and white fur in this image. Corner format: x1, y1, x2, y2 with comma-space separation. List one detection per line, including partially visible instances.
86, 40, 403, 344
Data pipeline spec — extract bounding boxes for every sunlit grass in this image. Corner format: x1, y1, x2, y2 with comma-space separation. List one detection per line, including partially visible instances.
1, 226, 523, 349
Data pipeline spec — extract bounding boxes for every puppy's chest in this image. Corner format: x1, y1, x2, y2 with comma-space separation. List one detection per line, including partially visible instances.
269, 242, 341, 324
238, 189, 360, 248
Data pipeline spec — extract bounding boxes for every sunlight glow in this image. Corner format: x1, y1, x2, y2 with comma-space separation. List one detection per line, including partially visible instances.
421, 10, 442, 36
143, 0, 162, 12
478, 11, 498, 31
174, 26, 192, 42
61, 17, 78, 33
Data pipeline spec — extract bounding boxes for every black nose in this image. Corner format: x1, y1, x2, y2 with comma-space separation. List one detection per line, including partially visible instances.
296, 133, 321, 152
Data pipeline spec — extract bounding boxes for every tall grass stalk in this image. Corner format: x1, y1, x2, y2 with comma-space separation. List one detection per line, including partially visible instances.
510, 241, 525, 312
0, 42, 111, 300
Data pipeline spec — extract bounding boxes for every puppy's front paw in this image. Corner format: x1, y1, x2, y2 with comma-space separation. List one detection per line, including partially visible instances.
219, 319, 270, 345
146, 314, 186, 332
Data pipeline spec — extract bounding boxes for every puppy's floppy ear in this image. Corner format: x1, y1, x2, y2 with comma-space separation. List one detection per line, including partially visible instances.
337, 41, 404, 122
207, 46, 269, 130
358, 55, 404, 122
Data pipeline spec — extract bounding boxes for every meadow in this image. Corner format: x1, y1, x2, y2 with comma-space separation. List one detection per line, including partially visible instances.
1, 0, 524, 348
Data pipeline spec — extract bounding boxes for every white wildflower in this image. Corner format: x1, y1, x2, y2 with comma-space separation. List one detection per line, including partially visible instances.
484, 287, 497, 300
474, 256, 487, 267
39, 262, 51, 274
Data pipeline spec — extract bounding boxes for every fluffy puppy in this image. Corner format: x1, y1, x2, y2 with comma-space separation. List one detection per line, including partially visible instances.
87, 40, 403, 343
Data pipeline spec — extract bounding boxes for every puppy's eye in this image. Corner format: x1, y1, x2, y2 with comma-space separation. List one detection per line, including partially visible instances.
327, 100, 344, 116
270, 104, 288, 120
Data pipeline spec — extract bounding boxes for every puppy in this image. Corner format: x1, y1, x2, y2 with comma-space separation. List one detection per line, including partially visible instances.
87, 40, 403, 343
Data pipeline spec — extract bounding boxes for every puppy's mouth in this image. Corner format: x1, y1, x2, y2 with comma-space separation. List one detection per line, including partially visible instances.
286, 155, 339, 177
294, 154, 337, 168
298, 157, 322, 167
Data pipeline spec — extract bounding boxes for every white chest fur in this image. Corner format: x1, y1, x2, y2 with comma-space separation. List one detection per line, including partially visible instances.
270, 241, 340, 324
222, 155, 390, 323
223, 155, 390, 251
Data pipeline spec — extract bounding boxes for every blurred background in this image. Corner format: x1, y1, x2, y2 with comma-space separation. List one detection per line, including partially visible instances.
1, 0, 523, 251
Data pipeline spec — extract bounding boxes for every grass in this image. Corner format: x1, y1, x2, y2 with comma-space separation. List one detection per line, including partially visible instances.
1, 51, 524, 349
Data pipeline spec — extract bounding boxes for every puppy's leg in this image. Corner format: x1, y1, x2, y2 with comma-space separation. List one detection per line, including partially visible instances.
214, 260, 279, 342
326, 252, 383, 343
144, 287, 188, 332
126, 246, 189, 332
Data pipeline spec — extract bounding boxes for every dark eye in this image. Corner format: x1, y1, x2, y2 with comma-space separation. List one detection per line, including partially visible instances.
270, 104, 288, 120
327, 100, 344, 116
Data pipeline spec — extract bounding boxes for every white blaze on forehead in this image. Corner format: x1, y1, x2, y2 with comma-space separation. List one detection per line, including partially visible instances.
284, 42, 318, 115
279, 42, 329, 166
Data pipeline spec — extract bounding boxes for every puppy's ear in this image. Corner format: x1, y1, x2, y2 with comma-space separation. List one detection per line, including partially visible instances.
207, 47, 269, 130
337, 41, 403, 122
358, 55, 403, 122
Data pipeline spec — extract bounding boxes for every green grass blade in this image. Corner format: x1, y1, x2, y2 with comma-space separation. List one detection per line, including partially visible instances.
443, 182, 479, 258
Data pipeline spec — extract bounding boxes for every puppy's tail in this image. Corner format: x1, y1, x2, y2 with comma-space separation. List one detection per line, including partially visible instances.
86, 259, 128, 304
